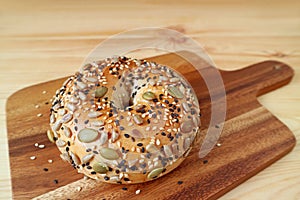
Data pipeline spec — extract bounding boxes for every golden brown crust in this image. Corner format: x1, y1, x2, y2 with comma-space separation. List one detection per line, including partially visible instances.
50, 56, 200, 184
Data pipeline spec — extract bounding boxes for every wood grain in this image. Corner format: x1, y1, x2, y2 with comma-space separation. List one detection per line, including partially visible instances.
6, 52, 296, 199
1, 0, 300, 199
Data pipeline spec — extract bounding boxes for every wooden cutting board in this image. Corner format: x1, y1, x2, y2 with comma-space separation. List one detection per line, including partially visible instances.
6, 52, 296, 200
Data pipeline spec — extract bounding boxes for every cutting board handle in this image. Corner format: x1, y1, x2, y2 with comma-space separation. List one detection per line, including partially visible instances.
221, 60, 294, 97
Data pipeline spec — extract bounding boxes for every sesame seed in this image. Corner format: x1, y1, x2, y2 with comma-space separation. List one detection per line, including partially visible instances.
48, 159, 53, 163
216, 143, 221, 147
137, 143, 143, 147
34, 143, 39, 147
42, 91, 47, 94
37, 113, 43, 117
30, 156, 36, 160
35, 105, 40, 109
76, 186, 82, 192
38, 144, 45, 149
135, 189, 141, 194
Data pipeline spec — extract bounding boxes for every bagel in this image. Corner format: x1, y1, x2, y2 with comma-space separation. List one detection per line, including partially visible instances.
49, 56, 200, 184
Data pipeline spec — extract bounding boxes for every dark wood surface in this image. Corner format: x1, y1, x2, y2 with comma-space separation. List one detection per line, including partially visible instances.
6, 52, 296, 199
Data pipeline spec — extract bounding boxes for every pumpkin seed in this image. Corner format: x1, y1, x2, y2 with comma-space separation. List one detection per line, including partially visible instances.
142, 91, 156, 100
70, 151, 81, 165
95, 86, 108, 98
47, 130, 55, 143
133, 114, 143, 125
147, 167, 164, 179
63, 125, 72, 138
180, 120, 193, 133
167, 86, 184, 99
82, 153, 94, 164
92, 162, 108, 174
56, 139, 66, 147
100, 147, 119, 160
78, 128, 99, 143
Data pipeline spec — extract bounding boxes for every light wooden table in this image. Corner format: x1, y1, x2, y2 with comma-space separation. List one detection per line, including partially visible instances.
0, 0, 299, 199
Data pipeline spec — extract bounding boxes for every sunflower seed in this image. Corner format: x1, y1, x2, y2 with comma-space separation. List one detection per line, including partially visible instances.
50, 114, 56, 124
128, 159, 138, 167
85, 76, 97, 83
131, 129, 144, 138
193, 115, 200, 127
60, 153, 71, 163
82, 154, 94, 164
147, 167, 163, 179
163, 145, 173, 157
110, 175, 120, 182
56, 139, 66, 147
167, 86, 184, 99
142, 91, 156, 100
78, 128, 99, 143
170, 77, 180, 83
111, 130, 119, 143
63, 125, 72, 138
69, 96, 78, 104
77, 81, 87, 90
60, 113, 73, 123
66, 103, 77, 112
91, 120, 104, 127
95, 86, 108, 98
133, 114, 143, 125
78, 91, 87, 101
146, 144, 158, 153
58, 109, 66, 116
100, 148, 119, 160
159, 75, 168, 81
70, 151, 80, 165
88, 111, 102, 118
47, 130, 55, 143
99, 131, 108, 145
52, 121, 62, 131
183, 138, 191, 150
149, 79, 156, 86
180, 120, 194, 133
182, 102, 191, 113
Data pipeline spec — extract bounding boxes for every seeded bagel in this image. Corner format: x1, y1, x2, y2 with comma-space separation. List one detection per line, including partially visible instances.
49, 56, 200, 184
